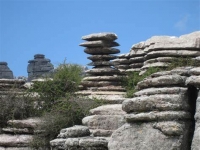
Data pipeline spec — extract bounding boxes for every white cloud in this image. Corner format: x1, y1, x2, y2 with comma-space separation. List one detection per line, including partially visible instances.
174, 14, 190, 31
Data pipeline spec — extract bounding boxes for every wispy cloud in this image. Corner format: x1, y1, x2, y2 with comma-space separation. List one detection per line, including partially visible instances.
174, 14, 190, 31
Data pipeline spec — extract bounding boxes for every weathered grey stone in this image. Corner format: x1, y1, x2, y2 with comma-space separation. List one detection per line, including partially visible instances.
90, 129, 113, 137
0, 134, 32, 147
129, 49, 145, 56
129, 63, 143, 68
0, 62, 14, 79
81, 81, 120, 87
153, 121, 184, 136
185, 76, 200, 87
115, 65, 129, 69
108, 122, 192, 150
82, 33, 117, 41
79, 40, 119, 47
82, 76, 122, 81
57, 125, 90, 138
118, 53, 130, 58
142, 62, 169, 70
122, 94, 189, 113
27, 54, 54, 81
90, 104, 126, 115
137, 75, 186, 90
84, 47, 120, 55
126, 68, 141, 72
65, 137, 108, 150
87, 61, 113, 66
85, 68, 120, 75
88, 86, 125, 92
2, 128, 34, 134
129, 56, 144, 63
112, 58, 129, 64
145, 50, 200, 59
131, 42, 145, 49
7, 118, 41, 129
82, 115, 125, 130
144, 57, 174, 65
50, 139, 66, 150
189, 67, 200, 75
191, 91, 200, 150
125, 111, 191, 122
0, 147, 31, 150
88, 55, 117, 61
134, 87, 187, 96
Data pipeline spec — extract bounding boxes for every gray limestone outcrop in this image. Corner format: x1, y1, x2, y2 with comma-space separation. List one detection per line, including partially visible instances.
77, 32, 126, 97
27, 54, 54, 81
109, 66, 200, 150
0, 118, 41, 150
0, 62, 14, 79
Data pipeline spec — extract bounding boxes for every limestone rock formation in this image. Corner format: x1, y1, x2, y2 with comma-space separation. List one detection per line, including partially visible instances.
77, 32, 126, 98
0, 62, 14, 79
27, 54, 54, 81
0, 118, 41, 150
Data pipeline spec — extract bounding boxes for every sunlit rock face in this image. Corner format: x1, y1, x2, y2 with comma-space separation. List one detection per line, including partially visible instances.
0, 62, 14, 79
27, 54, 54, 81
109, 31, 200, 150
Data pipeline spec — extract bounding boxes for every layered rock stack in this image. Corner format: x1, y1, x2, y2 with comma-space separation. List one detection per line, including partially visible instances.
0, 118, 41, 150
27, 54, 54, 81
127, 42, 145, 73
0, 62, 14, 79
0, 79, 26, 96
77, 33, 126, 99
141, 32, 200, 73
112, 53, 130, 74
50, 104, 126, 150
108, 31, 200, 150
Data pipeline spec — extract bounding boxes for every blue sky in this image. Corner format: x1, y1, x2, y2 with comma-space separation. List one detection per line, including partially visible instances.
0, 0, 199, 77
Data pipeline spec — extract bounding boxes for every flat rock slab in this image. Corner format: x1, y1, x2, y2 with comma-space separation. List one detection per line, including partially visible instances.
88, 86, 126, 92
84, 47, 120, 55
57, 125, 90, 138
0, 147, 31, 150
129, 63, 143, 68
81, 81, 120, 87
129, 49, 145, 56
82, 76, 122, 81
112, 58, 129, 64
87, 61, 113, 66
137, 75, 186, 90
134, 87, 187, 96
65, 137, 108, 149
129, 56, 144, 63
108, 122, 192, 150
80, 40, 119, 48
50, 139, 66, 150
126, 111, 191, 122
82, 115, 126, 130
0, 79, 25, 84
145, 50, 200, 59
115, 65, 130, 69
0, 134, 32, 147
85, 68, 120, 75
141, 62, 168, 70
7, 118, 41, 129
82, 33, 117, 41
90, 129, 114, 137
144, 57, 174, 65
189, 67, 200, 75
123, 94, 189, 113
2, 127, 34, 134
88, 55, 117, 61
185, 76, 200, 87
90, 104, 126, 115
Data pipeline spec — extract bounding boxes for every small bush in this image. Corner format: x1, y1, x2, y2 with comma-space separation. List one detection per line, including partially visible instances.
123, 67, 161, 98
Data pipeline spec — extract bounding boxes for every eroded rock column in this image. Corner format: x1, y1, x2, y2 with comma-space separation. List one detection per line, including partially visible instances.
77, 33, 126, 99
0, 62, 14, 79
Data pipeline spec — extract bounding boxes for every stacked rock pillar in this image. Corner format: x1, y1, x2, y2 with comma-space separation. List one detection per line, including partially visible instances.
0, 62, 14, 79
27, 54, 54, 81
78, 33, 126, 98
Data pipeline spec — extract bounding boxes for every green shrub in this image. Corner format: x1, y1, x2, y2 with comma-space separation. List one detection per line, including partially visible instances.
123, 67, 161, 98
